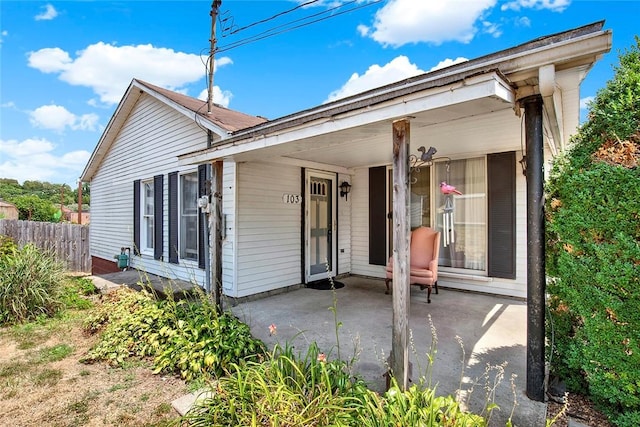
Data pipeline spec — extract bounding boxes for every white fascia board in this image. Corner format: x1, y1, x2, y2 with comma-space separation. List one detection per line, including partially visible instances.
179, 72, 514, 165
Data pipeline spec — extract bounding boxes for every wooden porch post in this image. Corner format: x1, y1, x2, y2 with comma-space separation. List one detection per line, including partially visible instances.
211, 161, 224, 310
523, 95, 546, 401
391, 118, 412, 390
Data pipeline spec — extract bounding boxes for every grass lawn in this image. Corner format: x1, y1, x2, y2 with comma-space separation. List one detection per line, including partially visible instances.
0, 286, 189, 427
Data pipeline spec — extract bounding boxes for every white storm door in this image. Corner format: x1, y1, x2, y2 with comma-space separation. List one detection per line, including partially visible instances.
305, 171, 336, 282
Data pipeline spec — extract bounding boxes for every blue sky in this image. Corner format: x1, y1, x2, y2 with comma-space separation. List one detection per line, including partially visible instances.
1, 1, 638, 187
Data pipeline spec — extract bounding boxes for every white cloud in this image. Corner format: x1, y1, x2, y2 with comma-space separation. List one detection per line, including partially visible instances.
197, 87, 233, 108
516, 16, 532, 27
27, 42, 233, 106
580, 96, 594, 110
325, 55, 424, 103
0, 30, 7, 45
359, 0, 497, 47
482, 21, 503, 38
35, 4, 59, 21
501, 0, 570, 12
28, 47, 72, 72
429, 57, 469, 72
30, 104, 99, 132
0, 138, 90, 185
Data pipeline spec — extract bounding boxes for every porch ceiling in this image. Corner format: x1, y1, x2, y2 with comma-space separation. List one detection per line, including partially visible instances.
179, 71, 515, 170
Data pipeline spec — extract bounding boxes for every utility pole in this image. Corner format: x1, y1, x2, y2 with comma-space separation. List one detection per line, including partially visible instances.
207, 0, 222, 114
206, 1, 223, 310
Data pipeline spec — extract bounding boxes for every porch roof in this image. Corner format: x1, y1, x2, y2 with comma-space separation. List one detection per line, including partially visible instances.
179, 21, 611, 170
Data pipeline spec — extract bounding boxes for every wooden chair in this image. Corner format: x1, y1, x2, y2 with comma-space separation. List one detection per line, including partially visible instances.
385, 226, 440, 303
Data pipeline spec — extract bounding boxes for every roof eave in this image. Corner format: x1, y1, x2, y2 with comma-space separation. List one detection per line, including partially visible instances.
200, 22, 611, 151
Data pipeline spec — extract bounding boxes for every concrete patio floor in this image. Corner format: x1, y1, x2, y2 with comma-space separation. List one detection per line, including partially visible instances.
230, 276, 546, 427
91, 270, 546, 426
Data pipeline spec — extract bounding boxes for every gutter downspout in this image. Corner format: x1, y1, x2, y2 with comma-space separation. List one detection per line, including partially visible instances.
539, 64, 564, 155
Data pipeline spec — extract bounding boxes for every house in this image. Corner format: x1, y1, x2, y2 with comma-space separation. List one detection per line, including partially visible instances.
81, 21, 611, 296
61, 207, 90, 224
0, 200, 19, 220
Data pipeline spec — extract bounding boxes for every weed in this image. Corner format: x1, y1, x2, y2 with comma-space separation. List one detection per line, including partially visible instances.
0, 361, 31, 378
108, 383, 130, 393
67, 399, 90, 414
37, 343, 73, 363
154, 402, 172, 416
33, 368, 63, 386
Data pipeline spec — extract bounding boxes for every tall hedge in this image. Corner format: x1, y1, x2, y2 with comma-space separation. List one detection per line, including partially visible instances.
546, 38, 640, 426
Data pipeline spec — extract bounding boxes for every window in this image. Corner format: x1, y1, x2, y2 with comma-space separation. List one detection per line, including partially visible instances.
142, 180, 154, 251
434, 158, 486, 271
180, 172, 198, 261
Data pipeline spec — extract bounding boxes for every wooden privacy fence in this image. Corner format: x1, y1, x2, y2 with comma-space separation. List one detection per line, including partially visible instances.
0, 220, 91, 273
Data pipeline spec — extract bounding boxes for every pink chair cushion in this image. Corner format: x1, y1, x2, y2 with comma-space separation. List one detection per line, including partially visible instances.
385, 227, 440, 287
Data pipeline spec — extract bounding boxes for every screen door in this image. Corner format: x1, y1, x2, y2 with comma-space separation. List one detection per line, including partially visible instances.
306, 171, 336, 282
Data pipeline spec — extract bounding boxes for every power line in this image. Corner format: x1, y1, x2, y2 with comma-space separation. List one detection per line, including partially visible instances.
228, 0, 321, 36
215, 0, 383, 54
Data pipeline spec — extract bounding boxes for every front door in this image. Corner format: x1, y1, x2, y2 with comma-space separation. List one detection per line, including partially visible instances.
306, 170, 336, 282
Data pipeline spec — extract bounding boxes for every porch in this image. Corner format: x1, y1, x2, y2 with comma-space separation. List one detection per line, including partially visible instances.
230, 276, 546, 426
91, 270, 545, 424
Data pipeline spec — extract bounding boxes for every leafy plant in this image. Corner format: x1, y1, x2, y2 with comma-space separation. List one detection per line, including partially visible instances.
0, 235, 16, 257
82, 285, 266, 381
59, 276, 99, 310
183, 341, 370, 426
0, 243, 65, 325
546, 38, 640, 424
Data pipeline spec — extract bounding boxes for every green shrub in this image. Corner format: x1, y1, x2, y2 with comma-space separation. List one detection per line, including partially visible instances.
60, 276, 99, 310
546, 38, 640, 422
184, 341, 489, 427
82, 286, 266, 380
0, 235, 17, 257
184, 342, 369, 426
0, 243, 65, 325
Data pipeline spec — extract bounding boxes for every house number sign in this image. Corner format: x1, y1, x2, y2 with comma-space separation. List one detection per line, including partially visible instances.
283, 194, 302, 204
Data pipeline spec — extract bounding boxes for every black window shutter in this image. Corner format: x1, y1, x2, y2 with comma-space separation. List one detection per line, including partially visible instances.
133, 180, 141, 256
154, 174, 164, 261
197, 164, 208, 269
168, 172, 179, 264
487, 151, 516, 279
369, 166, 387, 266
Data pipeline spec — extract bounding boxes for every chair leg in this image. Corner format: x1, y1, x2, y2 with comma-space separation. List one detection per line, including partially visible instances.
427, 285, 432, 304
385, 279, 391, 294
435, 280, 439, 294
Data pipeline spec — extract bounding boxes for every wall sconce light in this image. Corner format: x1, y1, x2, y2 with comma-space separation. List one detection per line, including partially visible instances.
339, 181, 352, 200
519, 155, 527, 176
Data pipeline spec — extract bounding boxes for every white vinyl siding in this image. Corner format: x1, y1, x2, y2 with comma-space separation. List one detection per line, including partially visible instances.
222, 161, 237, 293
231, 162, 302, 298
337, 173, 351, 275
89, 94, 207, 284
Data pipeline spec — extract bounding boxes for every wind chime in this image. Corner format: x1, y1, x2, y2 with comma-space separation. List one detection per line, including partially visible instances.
409, 146, 461, 248
439, 163, 462, 247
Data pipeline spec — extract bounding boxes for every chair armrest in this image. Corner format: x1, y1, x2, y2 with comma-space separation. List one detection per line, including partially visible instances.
429, 260, 438, 278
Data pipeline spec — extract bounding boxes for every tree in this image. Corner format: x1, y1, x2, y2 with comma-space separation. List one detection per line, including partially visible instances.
546, 38, 640, 426
11, 195, 57, 222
